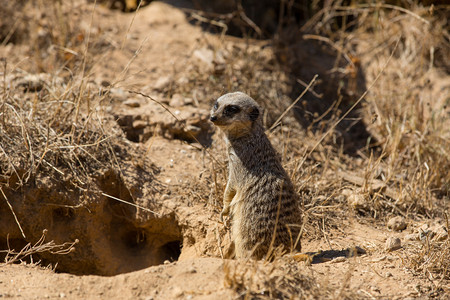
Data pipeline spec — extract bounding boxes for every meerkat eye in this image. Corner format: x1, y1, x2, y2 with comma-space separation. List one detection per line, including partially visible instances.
213, 101, 219, 110
224, 105, 241, 116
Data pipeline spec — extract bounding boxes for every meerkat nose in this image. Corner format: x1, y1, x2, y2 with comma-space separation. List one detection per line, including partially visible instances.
210, 115, 218, 122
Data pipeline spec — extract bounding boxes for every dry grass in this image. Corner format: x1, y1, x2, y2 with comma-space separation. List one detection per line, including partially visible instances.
0, 0, 449, 297
406, 235, 449, 278
1, 229, 78, 266
179, 3, 449, 295
0, 0, 136, 190
305, 1, 450, 217
0, 0, 158, 259
168, 38, 296, 126
179, 0, 449, 217
223, 257, 363, 299
0, 69, 120, 189
285, 2, 450, 286
402, 230, 449, 296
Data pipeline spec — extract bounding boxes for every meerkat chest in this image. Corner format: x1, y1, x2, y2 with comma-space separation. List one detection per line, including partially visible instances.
228, 148, 245, 176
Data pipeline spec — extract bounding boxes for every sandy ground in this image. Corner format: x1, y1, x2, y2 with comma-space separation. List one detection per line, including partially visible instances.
1, 219, 442, 299
0, 1, 448, 299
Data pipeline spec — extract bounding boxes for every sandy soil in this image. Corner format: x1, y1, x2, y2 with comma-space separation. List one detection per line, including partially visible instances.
1, 219, 444, 299
0, 1, 448, 299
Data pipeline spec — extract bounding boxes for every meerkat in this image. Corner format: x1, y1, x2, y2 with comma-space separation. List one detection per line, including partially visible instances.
210, 92, 302, 259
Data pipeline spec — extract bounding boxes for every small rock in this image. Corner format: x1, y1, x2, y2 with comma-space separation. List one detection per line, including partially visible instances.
346, 192, 366, 210
132, 120, 147, 129
184, 97, 194, 105
185, 125, 201, 135
109, 87, 128, 101
419, 223, 429, 231
385, 237, 402, 252
330, 257, 346, 263
153, 76, 171, 91
123, 99, 141, 107
176, 76, 189, 85
387, 216, 407, 231
169, 94, 184, 107
214, 63, 226, 75
404, 233, 418, 241
430, 223, 448, 241
193, 48, 214, 68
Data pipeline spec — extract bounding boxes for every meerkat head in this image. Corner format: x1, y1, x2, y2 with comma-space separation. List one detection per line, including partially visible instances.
210, 92, 261, 138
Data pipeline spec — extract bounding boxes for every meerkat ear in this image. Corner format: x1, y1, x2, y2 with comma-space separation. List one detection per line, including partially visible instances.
249, 107, 260, 121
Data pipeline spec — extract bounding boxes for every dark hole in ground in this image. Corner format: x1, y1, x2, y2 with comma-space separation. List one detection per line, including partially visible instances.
160, 240, 182, 262
107, 219, 183, 275
122, 228, 148, 250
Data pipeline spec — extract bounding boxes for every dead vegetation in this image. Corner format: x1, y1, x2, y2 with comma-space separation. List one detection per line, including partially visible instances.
0, 70, 118, 188
0, 0, 449, 298
1, 229, 78, 267
402, 216, 449, 286
223, 257, 360, 299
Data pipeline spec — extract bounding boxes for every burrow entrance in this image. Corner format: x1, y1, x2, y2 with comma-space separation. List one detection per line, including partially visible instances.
0, 170, 183, 276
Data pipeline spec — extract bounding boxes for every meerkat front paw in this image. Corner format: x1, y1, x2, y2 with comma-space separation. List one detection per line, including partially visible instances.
220, 205, 230, 223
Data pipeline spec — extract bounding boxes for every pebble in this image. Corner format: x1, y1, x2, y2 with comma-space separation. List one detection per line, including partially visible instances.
169, 94, 184, 107
342, 189, 366, 210
430, 223, 448, 241
109, 87, 128, 101
417, 223, 447, 241
193, 48, 214, 68
387, 216, 407, 231
385, 237, 402, 252
123, 99, 141, 107
153, 76, 171, 91
132, 120, 147, 129
330, 257, 347, 263
404, 233, 418, 241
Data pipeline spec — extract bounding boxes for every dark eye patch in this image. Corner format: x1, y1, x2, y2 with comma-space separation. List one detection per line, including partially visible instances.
224, 105, 241, 116
249, 107, 259, 121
